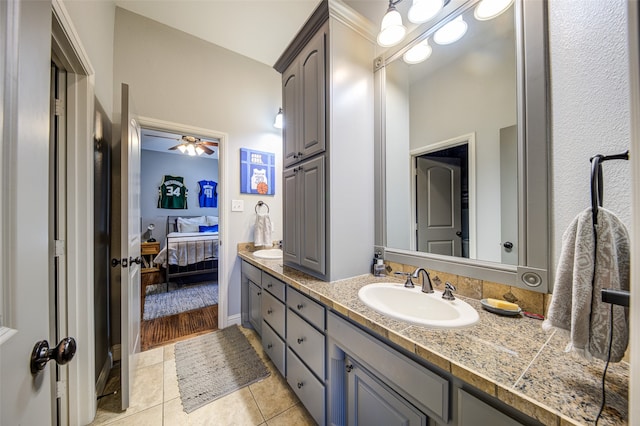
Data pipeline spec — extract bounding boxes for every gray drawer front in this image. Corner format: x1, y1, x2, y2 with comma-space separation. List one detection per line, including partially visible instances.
262, 291, 285, 337
242, 261, 262, 285
287, 310, 325, 379
288, 288, 325, 330
287, 347, 325, 426
458, 389, 524, 426
262, 272, 286, 302
262, 322, 286, 377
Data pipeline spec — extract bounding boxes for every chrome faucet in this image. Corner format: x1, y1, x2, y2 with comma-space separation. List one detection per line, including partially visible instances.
394, 271, 415, 288
412, 268, 434, 293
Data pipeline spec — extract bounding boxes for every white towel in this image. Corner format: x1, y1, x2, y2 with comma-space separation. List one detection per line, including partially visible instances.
542, 207, 630, 362
254, 212, 273, 247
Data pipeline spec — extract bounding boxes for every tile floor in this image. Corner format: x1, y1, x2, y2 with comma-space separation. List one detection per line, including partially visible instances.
90, 326, 316, 425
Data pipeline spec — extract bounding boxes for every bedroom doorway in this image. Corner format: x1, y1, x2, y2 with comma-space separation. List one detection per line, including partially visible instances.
137, 119, 226, 350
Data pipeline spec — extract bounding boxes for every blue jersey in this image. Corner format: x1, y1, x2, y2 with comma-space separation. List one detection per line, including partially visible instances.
198, 180, 218, 208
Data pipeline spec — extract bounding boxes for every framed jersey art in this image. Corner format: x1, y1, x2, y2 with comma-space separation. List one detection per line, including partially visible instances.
240, 148, 275, 195
158, 175, 188, 209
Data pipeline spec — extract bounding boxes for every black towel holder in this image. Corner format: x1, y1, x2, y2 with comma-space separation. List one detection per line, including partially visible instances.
589, 150, 629, 226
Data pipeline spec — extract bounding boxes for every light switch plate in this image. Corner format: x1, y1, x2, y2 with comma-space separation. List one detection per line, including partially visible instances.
231, 199, 244, 212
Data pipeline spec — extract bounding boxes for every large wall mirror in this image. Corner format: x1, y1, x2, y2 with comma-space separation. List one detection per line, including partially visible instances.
373, 0, 550, 292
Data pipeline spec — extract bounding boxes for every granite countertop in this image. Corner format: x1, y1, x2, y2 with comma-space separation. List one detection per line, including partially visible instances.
238, 252, 629, 426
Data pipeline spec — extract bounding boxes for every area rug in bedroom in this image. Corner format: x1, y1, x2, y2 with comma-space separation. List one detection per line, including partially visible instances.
174, 325, 270, 413
143, 283, 218, 321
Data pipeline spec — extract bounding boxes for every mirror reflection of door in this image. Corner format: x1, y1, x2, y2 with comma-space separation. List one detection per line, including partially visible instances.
500, 125, 518, 265
415, 144, 468, 257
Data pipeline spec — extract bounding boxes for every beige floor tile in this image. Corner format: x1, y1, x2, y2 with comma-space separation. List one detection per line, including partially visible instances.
250, 373, 299, 420
163, 359, 180, 402
265, 403, 316, 426
163, 343, 176, 361
134, 347, 164, 369
168, 387, 265, 426
129, 362, 164, 414
103, 405, 163, 426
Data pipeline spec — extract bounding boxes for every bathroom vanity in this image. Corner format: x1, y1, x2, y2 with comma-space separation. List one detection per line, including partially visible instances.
240, 252, 628, 425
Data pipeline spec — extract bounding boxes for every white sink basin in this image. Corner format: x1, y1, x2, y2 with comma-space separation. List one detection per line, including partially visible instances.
358, 283, 479, 329
253, 248, 283, 259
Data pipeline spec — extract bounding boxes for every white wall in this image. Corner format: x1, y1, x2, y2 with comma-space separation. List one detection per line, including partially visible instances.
113, 8, 283, 319
548, 0, 632, 268
62, 0, 115, 119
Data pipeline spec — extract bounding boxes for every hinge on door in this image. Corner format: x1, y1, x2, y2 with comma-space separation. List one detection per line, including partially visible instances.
54, 98, 65, 117
54, 240, 66, 257
56, 380, 67, 399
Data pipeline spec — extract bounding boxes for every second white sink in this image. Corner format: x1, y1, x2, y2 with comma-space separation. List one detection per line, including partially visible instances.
358, 283, 479, 329
253, 248, 283, 259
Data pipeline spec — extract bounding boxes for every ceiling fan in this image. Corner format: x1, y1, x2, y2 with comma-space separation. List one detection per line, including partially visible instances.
145, 134, 219, 156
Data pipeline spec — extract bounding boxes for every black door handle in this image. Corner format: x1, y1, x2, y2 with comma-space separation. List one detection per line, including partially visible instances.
129, 256, 142, 265
31, 337, 77, 375
503, 241, 514, 250
455, 231, 462, 237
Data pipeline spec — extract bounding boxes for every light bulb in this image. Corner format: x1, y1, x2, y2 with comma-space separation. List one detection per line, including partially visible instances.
377, 6, 406, 47
408, 0, 444, 24
195, 146, 204, 155
273, 108, 283, 129
187, 144, 196, 156
177, 144, 187, 153
403, 39, 433, 64
474, 0, 514, 21
434, 15, 468, 45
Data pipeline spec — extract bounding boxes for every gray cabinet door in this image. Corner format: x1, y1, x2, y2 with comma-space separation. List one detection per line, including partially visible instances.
458, 389, 524, 426
248, 280, 262, 335
347, 357, 427, 426
300, 29, 326, 160
283, 166, 299, 265
283, 60, 300, 168
299, 156, 326, 274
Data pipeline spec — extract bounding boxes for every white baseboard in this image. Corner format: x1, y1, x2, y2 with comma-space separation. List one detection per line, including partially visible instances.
226, 314, 241, 327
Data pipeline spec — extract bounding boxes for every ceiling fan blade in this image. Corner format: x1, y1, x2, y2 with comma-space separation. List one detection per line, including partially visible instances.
200, 145, 215, 155
144, 134, 180, 141
200, 141, 219, 147
168, 144, 181, 150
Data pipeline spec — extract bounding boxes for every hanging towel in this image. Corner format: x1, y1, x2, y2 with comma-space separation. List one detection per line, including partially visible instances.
254, 212, 273, 248
542, 207, 630, 362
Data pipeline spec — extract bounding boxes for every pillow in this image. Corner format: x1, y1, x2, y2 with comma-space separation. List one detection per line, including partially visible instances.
199, 225, 219, 233
177, 216, 207, 233
206, 216, 219, 226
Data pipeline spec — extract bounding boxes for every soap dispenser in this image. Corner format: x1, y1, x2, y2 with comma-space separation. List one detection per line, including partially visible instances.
374, 258, 386, 277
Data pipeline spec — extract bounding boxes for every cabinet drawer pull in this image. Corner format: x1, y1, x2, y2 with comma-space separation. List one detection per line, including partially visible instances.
345, 364, 354, 373
267, 308, 273, 315
267, 283, 273, 288
297, 337, 305, 344
267, 343, 273, 349
257, 291, 262, 296
297, 381, 304, 389
296, 303, 304, 310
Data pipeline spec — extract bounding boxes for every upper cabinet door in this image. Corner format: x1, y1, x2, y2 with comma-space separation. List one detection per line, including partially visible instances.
283, 62, 300, 168
300, 29, 326, 160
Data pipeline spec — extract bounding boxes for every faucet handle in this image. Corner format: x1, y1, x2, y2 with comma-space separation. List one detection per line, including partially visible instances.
394, 271, 415, 288
442, 282, 456, 300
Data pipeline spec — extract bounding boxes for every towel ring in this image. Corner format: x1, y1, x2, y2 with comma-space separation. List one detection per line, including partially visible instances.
255, 201, 270, 214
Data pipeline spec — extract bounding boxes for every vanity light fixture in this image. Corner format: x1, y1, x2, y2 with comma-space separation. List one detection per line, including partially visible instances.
474, 0, 514, 21
377, 1, 407, 47
273, 107, 283, 129
403, 39, 433, 64
433, 15, 468, 45
408, 0, 444, 24
377, 0, 450, 47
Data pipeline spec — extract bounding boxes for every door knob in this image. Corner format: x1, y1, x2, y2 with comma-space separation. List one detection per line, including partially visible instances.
31, 337, 77, 375
455, 231, 462, 237
111, 258, 128, 268
129, 256, 142, 265
503, 241, 514, 250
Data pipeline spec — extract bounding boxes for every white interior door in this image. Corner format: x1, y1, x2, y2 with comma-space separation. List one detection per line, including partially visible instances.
120, 83, 142, 410
416, 157, 462, 256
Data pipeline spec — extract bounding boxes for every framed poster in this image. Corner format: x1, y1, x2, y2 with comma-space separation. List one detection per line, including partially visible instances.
240, 148, 276, 195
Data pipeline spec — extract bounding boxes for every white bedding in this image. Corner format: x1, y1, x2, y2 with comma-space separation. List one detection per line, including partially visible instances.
153, 232, 219, 267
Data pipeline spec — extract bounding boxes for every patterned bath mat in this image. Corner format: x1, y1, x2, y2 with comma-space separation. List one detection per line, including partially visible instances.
143, 283, 218, 320
174, 326, 270, 413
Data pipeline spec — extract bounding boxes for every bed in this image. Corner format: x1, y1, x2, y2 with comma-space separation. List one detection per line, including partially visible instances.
153, 215, 219, 285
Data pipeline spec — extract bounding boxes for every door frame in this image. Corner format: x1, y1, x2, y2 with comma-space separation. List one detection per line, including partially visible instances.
52, 1, 97, 424
409, 133, 476, 258
137, 116, 229, 328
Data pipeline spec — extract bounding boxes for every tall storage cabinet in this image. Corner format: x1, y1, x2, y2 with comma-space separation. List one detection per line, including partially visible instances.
274, 0, 376, 281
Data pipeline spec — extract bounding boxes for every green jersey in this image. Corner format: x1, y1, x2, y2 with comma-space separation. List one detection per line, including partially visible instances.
158, 175, 188, 209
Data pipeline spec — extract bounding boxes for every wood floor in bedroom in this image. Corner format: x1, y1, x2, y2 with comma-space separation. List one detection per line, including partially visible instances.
140, 304, 218, 351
